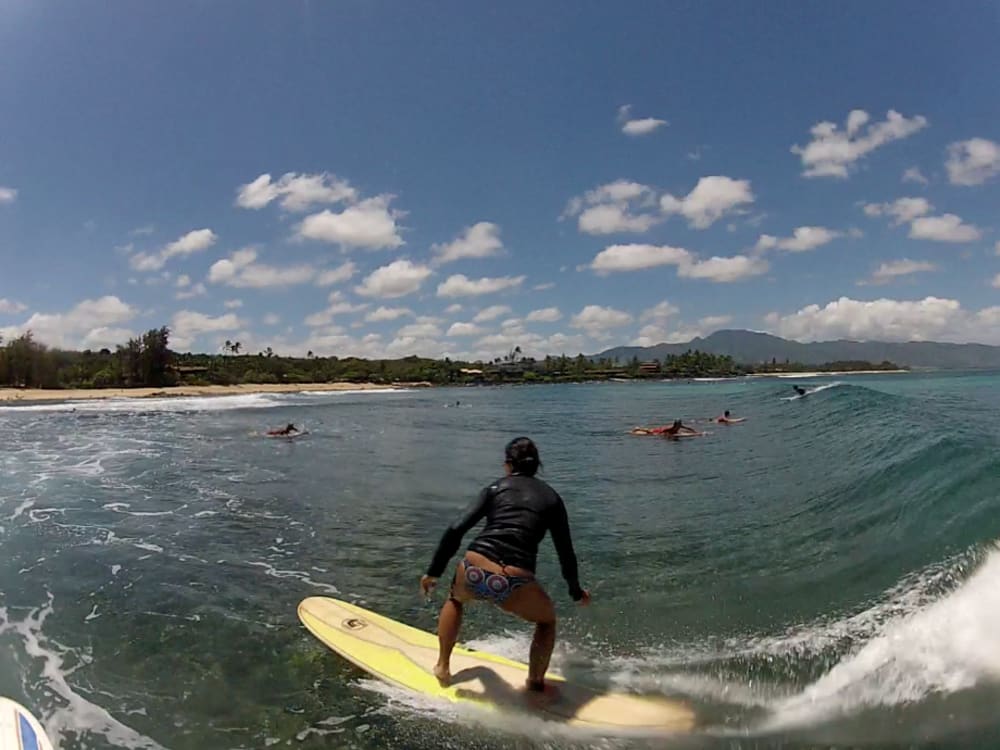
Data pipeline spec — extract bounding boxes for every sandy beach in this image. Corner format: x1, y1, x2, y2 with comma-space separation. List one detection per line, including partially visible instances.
0, 382, 411, 403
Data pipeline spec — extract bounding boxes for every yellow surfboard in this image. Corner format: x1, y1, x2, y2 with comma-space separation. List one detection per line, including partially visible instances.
297, 596, 696, 733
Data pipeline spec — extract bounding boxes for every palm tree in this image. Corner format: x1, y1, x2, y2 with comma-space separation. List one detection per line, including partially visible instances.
232, 341, 241, 355
223, 339, 233, 355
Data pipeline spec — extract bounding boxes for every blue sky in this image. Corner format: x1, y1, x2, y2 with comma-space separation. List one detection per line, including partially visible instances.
1, 1, 999, 358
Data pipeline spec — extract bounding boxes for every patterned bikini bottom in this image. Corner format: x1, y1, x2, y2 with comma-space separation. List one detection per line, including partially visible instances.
454, 558, 534, 605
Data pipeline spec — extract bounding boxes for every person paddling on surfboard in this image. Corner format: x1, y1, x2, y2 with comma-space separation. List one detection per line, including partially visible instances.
715, 410, 745, 424
661, 419, 699, 437
267, 423, 299, 436
421, 437, 591, 695
793, 386, 807, 396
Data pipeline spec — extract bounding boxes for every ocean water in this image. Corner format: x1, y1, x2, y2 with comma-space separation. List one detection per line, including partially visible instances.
1, 374, 1000, 750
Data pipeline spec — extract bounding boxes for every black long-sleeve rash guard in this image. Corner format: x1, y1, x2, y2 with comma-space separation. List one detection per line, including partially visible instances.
426, 474, 585, 601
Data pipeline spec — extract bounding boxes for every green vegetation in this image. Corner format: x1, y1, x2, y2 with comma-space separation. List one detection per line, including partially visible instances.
0, 329, 904, 390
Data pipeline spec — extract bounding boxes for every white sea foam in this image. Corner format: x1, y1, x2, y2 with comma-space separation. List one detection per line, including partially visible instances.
0, 595, 166, 749
0, 393, 284, 414
764, 547, 1000, 730
298, 388, 413, 396
604, 546, 1000, 732
246, 561, 339, 594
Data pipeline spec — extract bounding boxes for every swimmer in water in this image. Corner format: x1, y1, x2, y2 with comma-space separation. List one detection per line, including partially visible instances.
267, 423, 299, 436
793, 386, 807, 396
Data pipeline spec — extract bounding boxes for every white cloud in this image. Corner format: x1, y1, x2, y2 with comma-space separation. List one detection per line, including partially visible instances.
315, 261, 357, 286
791, 109, 929, 178
945, 138, 1000, 186
902, 167, 929, 185
659, 176, 755, 229
224, 299, 243, 309
678, 254, 769, 282
176, 282, 207, 300
355, 259, 431, 299
589, 243, 692, 274
0, 296, 136, 350
0, 186, 17, 204
640, 300, 680, 323
908, 214, 982, 243
570, 305, 632, 335
526, 307, 562, 323
437, 274, 525, 298
754, 226, 841, 253
397, 322, 443, 339
622, 118, 668, 136
263, 313, 281, 326
432, 222, 504, 263
533, 282, 555, 291
473, 305, 511, 323
617, 105, 668, 136
365, 306, 413, 322
80, 327, 134, 350
446, 322, 486, 337
767, 295, 1000, 344
296, 196, 404, 250
170, 310, 243, 351
164, 229, 217, 259
641, 315, 736, 346
445, 303, 463, 314
129, 225, 155, 237
578, 204, 664, 234
130, 228, 218, 271
863, 197, 933, 226
993, 274, 1000, 289
235, 172, 357, 212
861, 259, 937, 286
0, 298, 27, 314
305, 294, 367, 327
563, 180, 661, 235
208, 248, 316, 287
175, 274, 191, 288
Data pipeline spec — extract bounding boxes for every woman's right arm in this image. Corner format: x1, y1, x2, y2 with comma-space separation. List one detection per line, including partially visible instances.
425, 487, 492, 578
549, 496, 586, 601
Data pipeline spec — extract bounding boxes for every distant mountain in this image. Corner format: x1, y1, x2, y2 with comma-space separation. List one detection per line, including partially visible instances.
595, 330, 1000, 370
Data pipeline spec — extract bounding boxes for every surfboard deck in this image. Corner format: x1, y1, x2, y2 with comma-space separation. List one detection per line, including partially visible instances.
298, 596, 695, 733
0, 697, 55, 750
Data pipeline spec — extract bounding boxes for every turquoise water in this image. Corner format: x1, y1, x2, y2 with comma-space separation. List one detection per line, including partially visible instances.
1, 374, 1000, 749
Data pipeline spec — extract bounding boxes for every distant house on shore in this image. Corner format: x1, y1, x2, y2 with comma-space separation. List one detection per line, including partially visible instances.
638, 361, 661, 376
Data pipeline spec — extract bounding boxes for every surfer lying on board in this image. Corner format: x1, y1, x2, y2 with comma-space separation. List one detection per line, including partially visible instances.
421, 437, 591, 694
716, 410, 745, 424
632, 419, 701, 437
793, 386, 807, 396
631, 419, 699, 436
266, 423, 299, 436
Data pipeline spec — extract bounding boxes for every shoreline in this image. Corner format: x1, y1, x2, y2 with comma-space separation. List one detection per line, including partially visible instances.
0, 370, 914, 402
0, 382, 412, 403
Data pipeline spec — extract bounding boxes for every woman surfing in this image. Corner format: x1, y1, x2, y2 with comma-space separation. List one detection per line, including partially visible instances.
421, 437, 590, 695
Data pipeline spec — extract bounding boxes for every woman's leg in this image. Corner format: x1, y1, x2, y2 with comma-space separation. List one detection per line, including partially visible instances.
501, 582, 557, 690
434, 562, 471, 685
434, 597, 462, 684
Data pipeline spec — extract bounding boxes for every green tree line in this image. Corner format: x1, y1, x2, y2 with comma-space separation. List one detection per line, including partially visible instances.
0, 328, 903, 390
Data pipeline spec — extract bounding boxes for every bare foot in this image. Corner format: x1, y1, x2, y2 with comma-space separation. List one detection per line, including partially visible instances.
524, 679, 559, 707
433, 663, 451, 686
